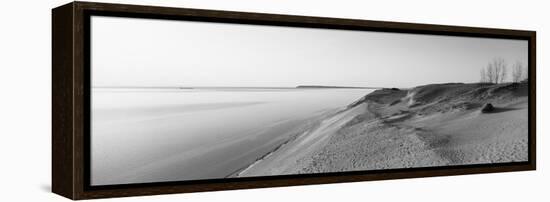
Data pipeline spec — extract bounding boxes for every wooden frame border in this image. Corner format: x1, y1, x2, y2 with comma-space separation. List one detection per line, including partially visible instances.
52, 1, 536, 200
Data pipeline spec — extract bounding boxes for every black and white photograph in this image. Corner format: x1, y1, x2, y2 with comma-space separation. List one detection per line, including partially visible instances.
90, 15, 529, 186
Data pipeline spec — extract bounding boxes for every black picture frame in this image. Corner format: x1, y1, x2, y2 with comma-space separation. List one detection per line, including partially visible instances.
52, 1, 536, 200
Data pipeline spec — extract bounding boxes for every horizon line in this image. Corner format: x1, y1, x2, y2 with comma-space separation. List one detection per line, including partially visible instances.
92, 85, 384, 89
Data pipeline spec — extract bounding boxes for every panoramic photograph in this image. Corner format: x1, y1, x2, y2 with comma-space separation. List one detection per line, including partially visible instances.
90, 16, 529, 186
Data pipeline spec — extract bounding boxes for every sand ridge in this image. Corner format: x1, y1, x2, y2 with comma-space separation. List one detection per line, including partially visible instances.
238, 82, 528, 176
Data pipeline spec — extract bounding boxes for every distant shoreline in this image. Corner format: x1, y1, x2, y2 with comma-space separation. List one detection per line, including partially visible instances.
295, 85, 380, 89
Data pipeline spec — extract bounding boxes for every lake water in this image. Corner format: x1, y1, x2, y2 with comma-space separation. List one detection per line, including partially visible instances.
91, 88, 373, 185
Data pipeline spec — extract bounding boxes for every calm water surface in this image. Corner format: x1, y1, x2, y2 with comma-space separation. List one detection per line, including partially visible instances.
91, 88, 373, 185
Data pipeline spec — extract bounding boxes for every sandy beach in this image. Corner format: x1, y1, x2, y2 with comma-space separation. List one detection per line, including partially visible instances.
238, 82, 528, 177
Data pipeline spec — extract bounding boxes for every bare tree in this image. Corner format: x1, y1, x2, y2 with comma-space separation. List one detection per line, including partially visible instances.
480, 68, 487, 83
511, 61, 525, 83
500, 62, 507, 83
485, 63, 495, 83
481, 58, 508, 84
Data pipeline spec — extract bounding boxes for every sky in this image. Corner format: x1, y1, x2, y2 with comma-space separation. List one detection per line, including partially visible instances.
91, 16, 528, 88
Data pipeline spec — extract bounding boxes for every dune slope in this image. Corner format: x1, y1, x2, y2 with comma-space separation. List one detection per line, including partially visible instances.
238, 82, 528, 176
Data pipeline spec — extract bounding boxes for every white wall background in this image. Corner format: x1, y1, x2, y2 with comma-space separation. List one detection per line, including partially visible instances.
0, 0, 546, 201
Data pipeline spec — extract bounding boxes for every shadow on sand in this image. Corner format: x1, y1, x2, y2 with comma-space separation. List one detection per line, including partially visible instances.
483, 107, 521, 114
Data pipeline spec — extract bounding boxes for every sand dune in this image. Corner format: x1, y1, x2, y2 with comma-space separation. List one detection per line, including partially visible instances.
238, 82, 528, 176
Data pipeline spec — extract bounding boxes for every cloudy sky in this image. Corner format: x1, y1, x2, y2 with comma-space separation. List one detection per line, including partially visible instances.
91, 16, 528, 88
